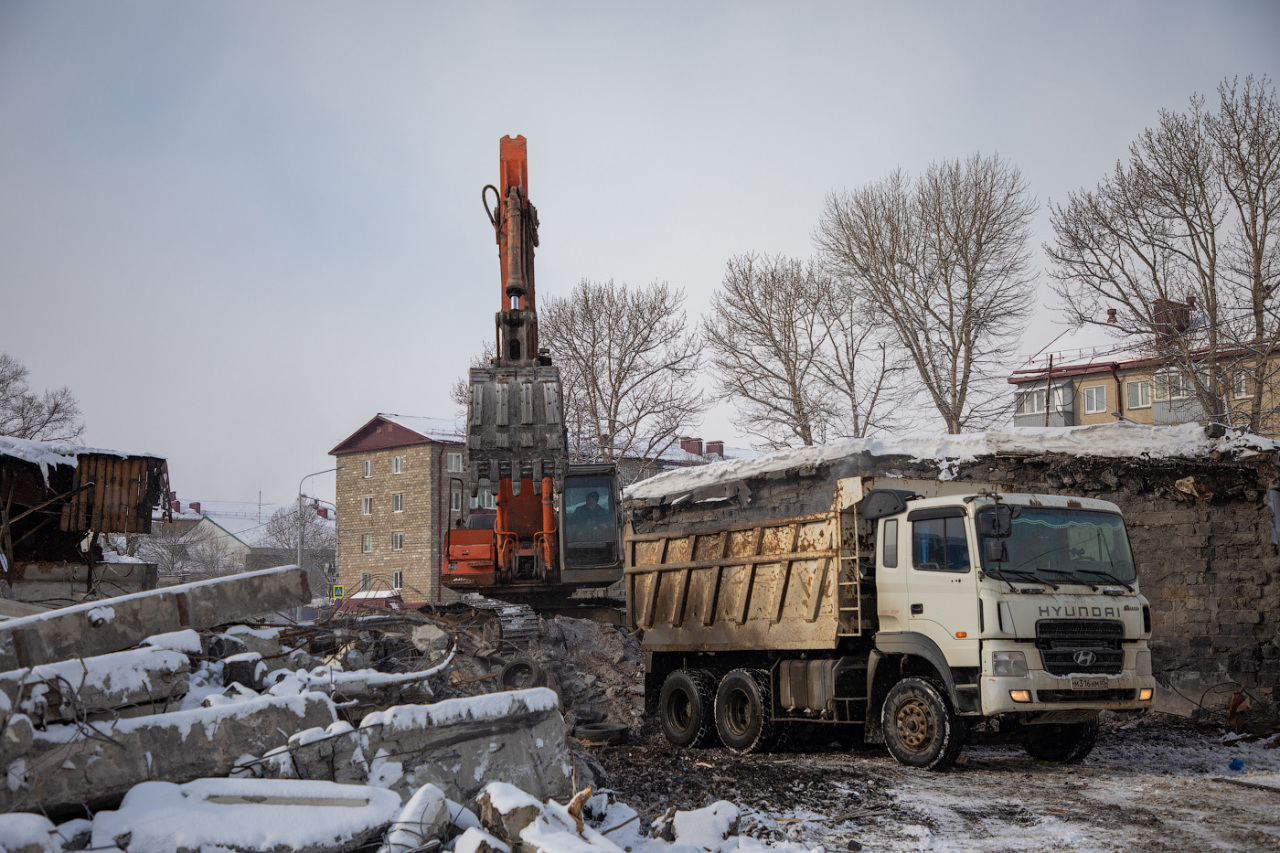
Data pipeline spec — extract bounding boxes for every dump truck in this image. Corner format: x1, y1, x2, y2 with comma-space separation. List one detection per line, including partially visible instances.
625, 474, 1156, 770
442, 136, 624, 608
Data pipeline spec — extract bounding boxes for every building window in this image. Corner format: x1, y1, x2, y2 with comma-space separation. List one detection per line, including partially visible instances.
1082, 385, 1107, 415
1126, 380, 1151, 410
1233, 371, 1253, 399
361, 534, 373, 554
392, 455, 404, 474
391, 570, 403, 588
360, 572, 372, 591
446, 452, 463, 473
451, 489, 462, 512
1154, 371, 1194, 402
1015, 388, 1047, 416
392, 532, 404, 551
362, 459, 373, 478
470, 488, 496, 511
361, 497, 373, 516
391, 492, 403, 513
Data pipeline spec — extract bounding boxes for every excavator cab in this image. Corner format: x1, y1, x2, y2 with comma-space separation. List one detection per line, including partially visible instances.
559, 465, 623, 585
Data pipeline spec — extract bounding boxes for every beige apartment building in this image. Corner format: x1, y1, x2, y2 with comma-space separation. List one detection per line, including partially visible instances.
1009, 347, 1279, 436
330, 414, 493, 604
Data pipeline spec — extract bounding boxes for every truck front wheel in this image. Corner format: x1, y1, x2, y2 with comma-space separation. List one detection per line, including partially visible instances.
881, 677, 965, 771
715, 669, 777, 753
1024, 718, 1099, 764
658, 669, 718, 748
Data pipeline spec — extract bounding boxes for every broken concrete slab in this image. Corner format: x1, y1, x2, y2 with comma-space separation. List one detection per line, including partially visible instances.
375, 782, 451, 853
0, 646, 190, 725
0, 566, 312, 671
476, 781, 544, 842
263, 687, 571, 805
2, 692, 338, 816
358, 687, 571, 804
0, 812, 58, 853
90, 778, 402, 853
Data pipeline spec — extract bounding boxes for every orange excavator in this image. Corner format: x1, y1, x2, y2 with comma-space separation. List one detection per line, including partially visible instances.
442, 136, 623, 606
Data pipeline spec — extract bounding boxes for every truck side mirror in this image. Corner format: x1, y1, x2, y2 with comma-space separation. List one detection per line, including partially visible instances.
984, 539, 1009, 563
977, 505, 1013, 538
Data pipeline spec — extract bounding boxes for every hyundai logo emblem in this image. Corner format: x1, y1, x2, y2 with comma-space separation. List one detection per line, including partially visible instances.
1074, 650, 1097, 667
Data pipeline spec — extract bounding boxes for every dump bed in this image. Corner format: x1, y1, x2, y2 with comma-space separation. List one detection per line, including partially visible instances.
624, 475, 996, 653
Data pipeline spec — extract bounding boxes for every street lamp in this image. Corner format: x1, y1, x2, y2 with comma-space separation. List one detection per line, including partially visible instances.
298, 466, 343, 569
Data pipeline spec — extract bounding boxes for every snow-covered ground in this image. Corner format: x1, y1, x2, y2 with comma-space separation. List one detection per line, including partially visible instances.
598, 721, 1280, 852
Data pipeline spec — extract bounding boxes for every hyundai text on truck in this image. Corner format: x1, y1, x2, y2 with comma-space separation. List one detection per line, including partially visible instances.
624, 474, 1156, 769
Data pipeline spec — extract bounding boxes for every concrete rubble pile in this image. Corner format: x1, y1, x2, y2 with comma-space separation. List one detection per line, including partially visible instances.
0, 567, 814, 853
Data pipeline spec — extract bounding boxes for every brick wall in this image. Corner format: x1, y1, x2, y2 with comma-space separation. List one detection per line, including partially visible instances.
336, 443, 464, 602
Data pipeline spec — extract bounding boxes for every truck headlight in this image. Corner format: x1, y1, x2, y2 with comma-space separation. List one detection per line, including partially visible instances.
992, 651, 1028, 677
1135, 651, 1152, 677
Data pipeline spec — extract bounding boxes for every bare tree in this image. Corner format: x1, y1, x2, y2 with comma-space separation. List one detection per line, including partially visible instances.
258, 504, 337, 573
814, 154, 1038, 433
136, 522, 241, 582
705, 254, 899, 448
539, 279, 703, 480
1048, 75, 1280, 433
449, 341, 497, 416
0, 353, 84, 441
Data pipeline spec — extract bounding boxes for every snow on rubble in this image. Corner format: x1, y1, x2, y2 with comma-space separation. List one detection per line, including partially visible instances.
0, 566, 815, 853
624, 421, 1280, 501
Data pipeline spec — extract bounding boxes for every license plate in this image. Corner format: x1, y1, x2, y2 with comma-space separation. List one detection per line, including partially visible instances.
1071, 677, 1108, 690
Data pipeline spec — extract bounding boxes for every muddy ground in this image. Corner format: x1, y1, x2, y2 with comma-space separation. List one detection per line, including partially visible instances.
592, 718, 1280, 852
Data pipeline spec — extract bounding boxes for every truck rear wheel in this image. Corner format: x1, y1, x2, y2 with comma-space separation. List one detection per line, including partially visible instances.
1024, 718, 1099, 764
881, 677, 965, 771
658, 669, 718, 748
714, 669, 777, 753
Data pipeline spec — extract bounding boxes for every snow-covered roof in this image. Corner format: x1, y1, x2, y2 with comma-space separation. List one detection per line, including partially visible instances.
624, 423, 1280, 501
154, 499, 333, 548
379, 414, 467, 444
0, 435, 163, 486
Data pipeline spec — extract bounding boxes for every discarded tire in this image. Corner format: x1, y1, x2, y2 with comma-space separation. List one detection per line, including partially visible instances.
499, 657, 546, 690
1024, 717, 1099, 764
881, 677, 966, 771
574, 722, 629, 745
658, 669, 719, 748
714, 668, 777, 754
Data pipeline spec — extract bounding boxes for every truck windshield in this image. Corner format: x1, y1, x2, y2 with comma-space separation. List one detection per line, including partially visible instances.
979, 506, 1137, 585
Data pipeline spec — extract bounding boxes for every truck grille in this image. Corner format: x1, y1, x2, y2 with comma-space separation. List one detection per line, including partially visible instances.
1036, 619, 1125, 675
1036, 619, 1124, 640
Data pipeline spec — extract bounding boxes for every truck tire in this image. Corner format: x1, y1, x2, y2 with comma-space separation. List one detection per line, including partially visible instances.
659, 670, 718, 748
1024, 717, 1099, 764
499, 657, 545, 690
881, 677, 965, 771
714, 669, 777, 754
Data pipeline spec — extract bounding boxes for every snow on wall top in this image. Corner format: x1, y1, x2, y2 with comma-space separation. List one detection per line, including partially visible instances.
0, 434, 162, 487
623, 423, 1280, 502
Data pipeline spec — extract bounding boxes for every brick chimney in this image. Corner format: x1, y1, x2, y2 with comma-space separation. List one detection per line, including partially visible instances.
170, 499, 181, 514
189, 501, 201, 515
1152, 299, 1191, 337
706, 440, 725, 458
679, 436, 703, 456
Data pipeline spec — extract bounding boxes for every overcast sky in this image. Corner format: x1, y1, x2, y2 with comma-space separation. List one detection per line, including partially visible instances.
2, 1, 1277, 506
